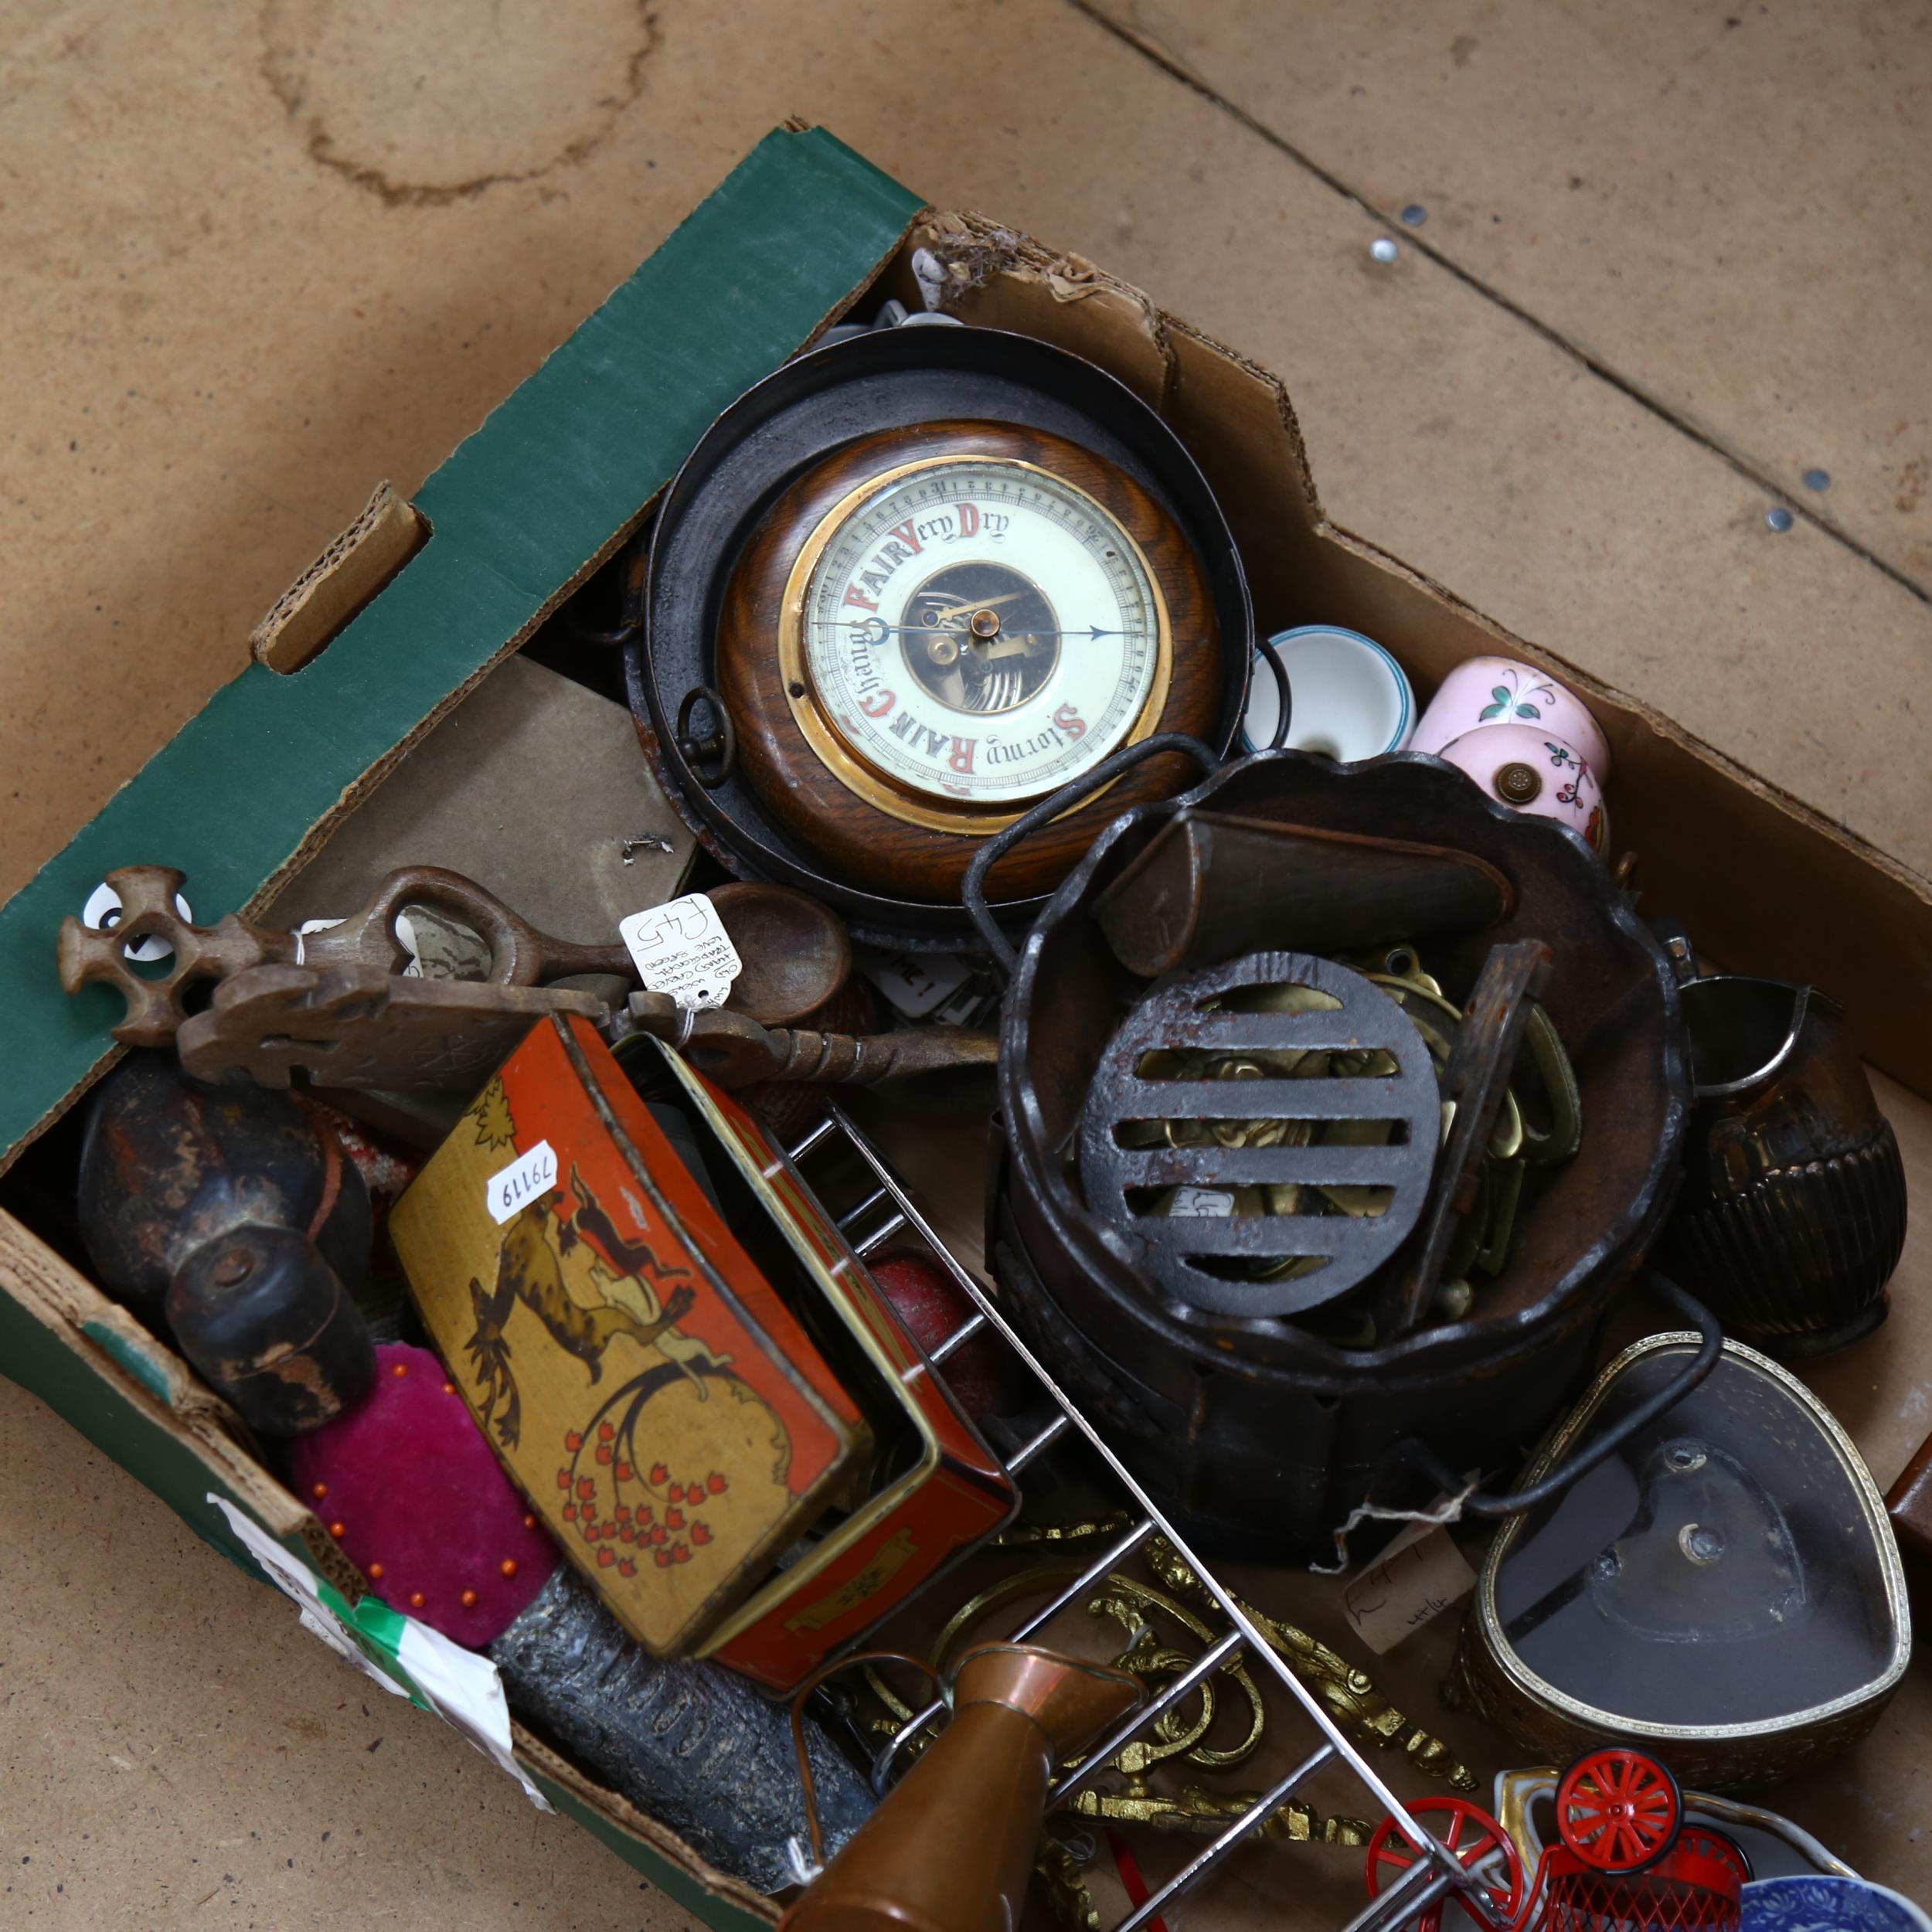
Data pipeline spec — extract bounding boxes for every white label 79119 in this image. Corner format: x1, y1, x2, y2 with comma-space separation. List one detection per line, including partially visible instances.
485, 1140, 558, 1226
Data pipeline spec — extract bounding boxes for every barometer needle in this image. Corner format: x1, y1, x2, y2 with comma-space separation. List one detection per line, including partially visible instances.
846, 622, 1145, 641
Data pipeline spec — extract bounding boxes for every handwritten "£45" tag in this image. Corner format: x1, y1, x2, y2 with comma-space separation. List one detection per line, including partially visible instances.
619, 893, 742, 1010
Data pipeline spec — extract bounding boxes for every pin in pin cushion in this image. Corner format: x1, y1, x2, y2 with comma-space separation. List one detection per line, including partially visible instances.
1457, 1332, 1910, 1790
388, 1013, 1015, 1691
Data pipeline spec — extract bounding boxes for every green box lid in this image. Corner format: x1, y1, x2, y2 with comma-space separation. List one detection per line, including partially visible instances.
0, 124, 922, 1168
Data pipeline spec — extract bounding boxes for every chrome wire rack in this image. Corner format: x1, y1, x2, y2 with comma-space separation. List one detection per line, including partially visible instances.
784, 1105, 1482, 1932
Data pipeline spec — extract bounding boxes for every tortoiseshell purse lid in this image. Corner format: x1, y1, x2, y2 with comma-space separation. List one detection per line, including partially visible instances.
390, 1015, 869, 1658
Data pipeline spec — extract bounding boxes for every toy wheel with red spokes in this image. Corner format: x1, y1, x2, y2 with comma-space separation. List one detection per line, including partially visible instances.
1555, 1747, 1682, 1875
1364, 1797, 1526, 1932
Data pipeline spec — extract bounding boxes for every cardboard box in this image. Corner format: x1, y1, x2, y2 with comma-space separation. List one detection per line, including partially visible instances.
2, 125, 1927, 1921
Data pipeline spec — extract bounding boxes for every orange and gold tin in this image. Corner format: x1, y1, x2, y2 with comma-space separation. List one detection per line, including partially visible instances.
393, 1016, 1017, 1690
390, 1013, 871, 1658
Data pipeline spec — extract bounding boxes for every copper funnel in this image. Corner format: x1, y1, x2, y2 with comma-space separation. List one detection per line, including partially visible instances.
781, 1643, 1144, 1932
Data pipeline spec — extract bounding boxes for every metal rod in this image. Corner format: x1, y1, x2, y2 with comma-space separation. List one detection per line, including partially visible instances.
1115, 1743, 1335, 1932
803, 1110, 1485, 1923
1049, 1627, 1245, 1808
854, 1209, 909, 1255
822, 1108, 1466, 1889
786, 1116, 838, 1161
1005, 1413, 1072, 1472
869, 1515, 1158, 1792
927, 1311, 988, 1365
837, 1185, 890, 1230
1009, 1516, 1158, 1644
1335, 1861, 1454, 1932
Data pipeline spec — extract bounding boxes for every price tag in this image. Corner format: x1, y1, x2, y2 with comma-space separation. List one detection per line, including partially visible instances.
619, 893, 742, 1010
485, 1140, 558, 1226
1342, 1524, 1476, 1655
1168, 1187, 1235, 1219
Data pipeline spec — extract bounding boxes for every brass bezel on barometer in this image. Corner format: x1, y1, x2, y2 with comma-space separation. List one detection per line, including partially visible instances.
774, 451, 1175, 837
712, 416, 1224, 904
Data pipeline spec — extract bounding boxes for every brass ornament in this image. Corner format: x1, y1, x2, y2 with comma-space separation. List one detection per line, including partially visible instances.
1067, 1781, 1369, 1846
849, 1515, 1474, 1920
993, 1511, 1138, 1549
1036, 1832, 1104, 1932
1145, 1537, 1478, 1792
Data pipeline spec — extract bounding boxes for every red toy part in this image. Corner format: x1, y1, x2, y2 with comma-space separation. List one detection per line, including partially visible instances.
1556, 1747, 1682, 1875
1534, 1827, 1748, 1932
1365, 1797, 1526, 1932
1673, 1829, 1751, 1893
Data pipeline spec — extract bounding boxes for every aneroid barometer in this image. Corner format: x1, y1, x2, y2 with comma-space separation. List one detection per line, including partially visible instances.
629, 325, 1252, 944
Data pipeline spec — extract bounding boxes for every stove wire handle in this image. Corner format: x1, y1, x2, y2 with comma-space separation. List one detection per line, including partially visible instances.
1253, 635, 1294, 753
962, 733, 1223, 975
1392, 1273, 1723, 1519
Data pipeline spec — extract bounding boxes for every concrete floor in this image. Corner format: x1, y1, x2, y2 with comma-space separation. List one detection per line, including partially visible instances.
2, 2, 1929, 1925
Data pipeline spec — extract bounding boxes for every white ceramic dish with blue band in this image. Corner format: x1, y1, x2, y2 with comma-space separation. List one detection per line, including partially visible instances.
1744, 1876, 1932, 1932
1240, 624, 1415, 762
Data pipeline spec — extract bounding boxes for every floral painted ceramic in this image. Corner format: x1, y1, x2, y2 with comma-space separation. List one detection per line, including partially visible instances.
1743, 1876, 1932, 1932
1437, 721, 1607, 852
1413, 655, 1612, 778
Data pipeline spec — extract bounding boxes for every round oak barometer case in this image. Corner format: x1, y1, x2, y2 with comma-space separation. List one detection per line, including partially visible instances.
718, 420, 1219, 898
629, 324, 1253, 947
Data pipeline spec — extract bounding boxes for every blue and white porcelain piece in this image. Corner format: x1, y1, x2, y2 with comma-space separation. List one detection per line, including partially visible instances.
1743, 1876, 1931, 1932
1240, 624, 1414, 761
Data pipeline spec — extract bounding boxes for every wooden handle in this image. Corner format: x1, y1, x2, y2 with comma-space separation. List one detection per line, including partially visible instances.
305, 865, 634, 984
57, 862, 636, 1046
1887, 1431, 1932, 1565
57, 864, 298, 1046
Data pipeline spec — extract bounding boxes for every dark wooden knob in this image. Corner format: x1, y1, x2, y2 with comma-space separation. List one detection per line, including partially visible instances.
77, 1053, 376, 1433
167, 1225, 375, 1436
1495, 761, 1543, 804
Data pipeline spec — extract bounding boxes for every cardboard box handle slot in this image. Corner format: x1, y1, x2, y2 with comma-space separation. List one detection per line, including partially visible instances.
250, 481, 427, 675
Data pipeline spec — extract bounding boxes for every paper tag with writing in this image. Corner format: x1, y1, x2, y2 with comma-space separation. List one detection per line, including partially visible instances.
207, 1495, 553, 1811
485, 1139, 557, 1225
1168, 1187, 1235, 1219
855, 944, 974, 1019
619, 893, 741, 1009
1342, 1525, 1477, 1655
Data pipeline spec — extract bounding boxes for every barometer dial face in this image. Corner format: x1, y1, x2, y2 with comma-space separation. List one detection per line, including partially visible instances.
709, 410, 1228, 906
781, 454, 1171, 821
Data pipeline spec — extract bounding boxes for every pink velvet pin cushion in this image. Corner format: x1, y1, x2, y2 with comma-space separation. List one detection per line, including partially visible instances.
290, 1342, 558, 1648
